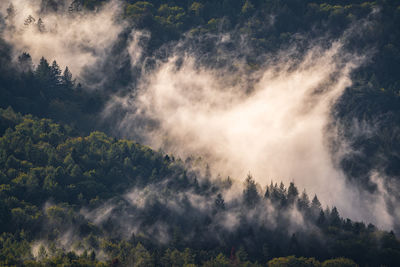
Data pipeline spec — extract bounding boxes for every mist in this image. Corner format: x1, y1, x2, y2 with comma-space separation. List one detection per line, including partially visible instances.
104, 35, 399, 230
0, 0, 127, 83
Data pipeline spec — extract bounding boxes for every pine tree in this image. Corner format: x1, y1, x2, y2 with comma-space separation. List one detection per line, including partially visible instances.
264, 186, 270, 199
297, 190, 310, 211
287, 182, 299, 205
317, 210, 326, 226
50, 60, 61, 85
62, 66, 74, 88
37, 18, 45, 32
24, 15, 36, 26
279, 182, 286, 195
223, 176, 233, 189
243, 173, 260, 208
330, 207, 341, 227
69, 0, 82, 13
18, 52, 33, 73
215, 193, 225, 211
5, 3, 16, 22
311, 194, 322, 218
278, 182, 287, 206
270, 182, 281, 204
324, 206, 331, 219
35, 57, 51, 83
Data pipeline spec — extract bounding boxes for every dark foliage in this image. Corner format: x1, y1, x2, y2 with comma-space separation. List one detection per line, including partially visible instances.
0, 109, 399, 266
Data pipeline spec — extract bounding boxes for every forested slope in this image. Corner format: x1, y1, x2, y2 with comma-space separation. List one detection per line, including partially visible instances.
0, 108, 399, 266
1, 0, 399, 187
0, 0, 400, 266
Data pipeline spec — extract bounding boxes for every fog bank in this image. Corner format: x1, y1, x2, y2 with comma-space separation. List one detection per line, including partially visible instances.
106, 40, 397, 227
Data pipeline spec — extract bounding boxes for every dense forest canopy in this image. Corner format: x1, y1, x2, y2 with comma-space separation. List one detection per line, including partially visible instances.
1, 107, 399, 266
0, 0, 399, 266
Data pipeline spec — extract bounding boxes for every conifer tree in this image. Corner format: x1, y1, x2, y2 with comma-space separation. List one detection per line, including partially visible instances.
5, 3, 16, 23
37, 18, 45, 32
62, 66, 74, 88
24, 15, 36, 26
298, 190, 310, 210
215, 193, 225, 211
311, 194, 322, 217
69, 0, 82, 13
18, 52, 33, 73
287, 182, 299, 205
35, 57, 51, 83
243, 173, 260, 207
264, 186, 270, 199
330, 207, 341, 227
317, 210, 326, 226
50, 60, 61, 85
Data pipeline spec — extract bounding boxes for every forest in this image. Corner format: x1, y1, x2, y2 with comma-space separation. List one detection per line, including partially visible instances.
0, 0, 399, 266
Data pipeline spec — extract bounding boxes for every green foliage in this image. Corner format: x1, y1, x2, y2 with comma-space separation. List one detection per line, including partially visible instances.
268, 256, 358, 267
0, 107, 399, 266
125, 1, 155, 26
321, 257, 357, 267
156, 4, 186, 29
268, 255, 321, 267
243, 173, 260, 207
202, 253, 230, 267
0, 51, 104, 135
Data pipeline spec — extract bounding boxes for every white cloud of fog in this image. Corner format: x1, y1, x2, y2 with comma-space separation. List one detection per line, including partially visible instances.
352, 171, 400, 231
0, 0, 128, 81
128, 30, 150, 68
106, 40, 399, 227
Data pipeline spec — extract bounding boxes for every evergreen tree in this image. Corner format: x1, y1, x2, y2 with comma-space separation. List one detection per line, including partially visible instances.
37, 18, 45, 32
287, 182, 299, 205
311, 194, 322, 219
270, 182, 281, 204
317, 210, 326, 226
5, 3, 16, 25
330, 207, 341, 227
215, 193, 225, 211
325, 207, 332, 223
264, 186, 270, 199
69, 0, 82, 13
24, 15, 36, 26
18, 52, 33, 73
298, 190, 310, 211
62, 66, 74, 88
50, 60, 61, 85
243, 173, 260, 207
278, 182, 287, 206
35, 57, 51, 83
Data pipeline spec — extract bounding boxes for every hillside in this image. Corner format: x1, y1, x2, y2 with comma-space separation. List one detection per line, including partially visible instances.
0, 108, 399, 265
0, 0, 400, 266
